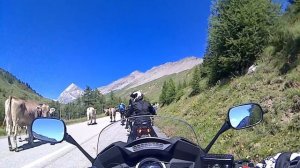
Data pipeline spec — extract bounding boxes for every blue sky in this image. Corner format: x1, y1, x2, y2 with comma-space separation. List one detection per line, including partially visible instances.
0, 0, 286, 100
0, 0, 211, 99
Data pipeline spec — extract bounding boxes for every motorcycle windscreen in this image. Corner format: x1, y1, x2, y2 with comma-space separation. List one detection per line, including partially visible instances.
97, 115, 199, 154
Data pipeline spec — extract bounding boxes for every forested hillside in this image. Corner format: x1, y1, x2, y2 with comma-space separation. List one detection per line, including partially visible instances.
0, 68, 49, 123
156, 0, 300, 160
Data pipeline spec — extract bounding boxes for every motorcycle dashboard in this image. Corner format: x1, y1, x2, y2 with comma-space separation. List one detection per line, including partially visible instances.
93, 137, 202, 168
125, 142, 171, 152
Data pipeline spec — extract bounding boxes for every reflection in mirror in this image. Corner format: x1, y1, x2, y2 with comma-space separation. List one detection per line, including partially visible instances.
228, 103, 263, 129
32, 118, 65, 143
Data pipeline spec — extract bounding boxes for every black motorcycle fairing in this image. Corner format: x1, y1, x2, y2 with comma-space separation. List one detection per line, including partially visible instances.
93, 137, 205, 168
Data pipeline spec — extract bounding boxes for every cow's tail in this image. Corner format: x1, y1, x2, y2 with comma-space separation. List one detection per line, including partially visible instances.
3, 96, 12, 127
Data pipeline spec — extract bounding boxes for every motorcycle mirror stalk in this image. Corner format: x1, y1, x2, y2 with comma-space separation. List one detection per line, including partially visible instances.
204, 103, 264, 153
64, 133, 94, 163
204, 120, 231, 153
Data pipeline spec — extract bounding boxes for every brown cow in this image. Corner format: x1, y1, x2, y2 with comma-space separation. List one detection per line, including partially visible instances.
104, 108, 110, 116
5, 96, 50, 151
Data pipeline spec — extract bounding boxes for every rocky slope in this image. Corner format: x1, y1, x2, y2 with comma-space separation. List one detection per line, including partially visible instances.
98, 71, 144, 94
98, 56, 202, 94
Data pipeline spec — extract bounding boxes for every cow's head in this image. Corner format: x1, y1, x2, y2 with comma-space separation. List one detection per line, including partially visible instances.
39, 104, 50, 117
49, 108, 56, 115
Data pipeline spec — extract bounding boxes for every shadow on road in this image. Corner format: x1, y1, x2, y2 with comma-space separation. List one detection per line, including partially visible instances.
87, 122, 98, 126
17, 140, 48, 152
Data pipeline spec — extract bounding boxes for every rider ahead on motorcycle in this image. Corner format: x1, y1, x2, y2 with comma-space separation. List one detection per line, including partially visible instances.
126, 91, 157, 142
118, 103, 126, 125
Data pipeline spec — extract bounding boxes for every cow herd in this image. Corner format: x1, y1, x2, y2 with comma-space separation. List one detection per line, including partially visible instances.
86, 107, 118, 125
2, 96, 120, 152
2, 96, 140, 152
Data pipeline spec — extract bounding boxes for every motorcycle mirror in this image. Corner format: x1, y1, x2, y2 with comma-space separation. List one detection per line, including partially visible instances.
228, 103, 263, 130
31, 118, 95, 163
205, 103, 263, 153
31, 118, 66, 143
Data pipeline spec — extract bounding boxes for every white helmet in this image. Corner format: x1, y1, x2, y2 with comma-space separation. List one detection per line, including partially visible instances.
130, 91, 143, 102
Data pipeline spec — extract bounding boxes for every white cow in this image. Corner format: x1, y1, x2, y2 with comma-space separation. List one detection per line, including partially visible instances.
5, 96, 50, 151
49, 108, 56, 117
87, 107, 97, 125
109, 107, 116, 122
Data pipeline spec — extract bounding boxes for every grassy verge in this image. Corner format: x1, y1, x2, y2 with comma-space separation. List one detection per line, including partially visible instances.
159, 61, 300, 161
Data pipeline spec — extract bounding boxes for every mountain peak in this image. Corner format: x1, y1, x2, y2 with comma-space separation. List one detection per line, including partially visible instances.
58, 83, 83, 104
65, 83, 81, 92
130, 70, 143, 76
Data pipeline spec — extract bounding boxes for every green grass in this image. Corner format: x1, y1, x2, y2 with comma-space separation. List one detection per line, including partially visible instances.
157, 61, 300, 161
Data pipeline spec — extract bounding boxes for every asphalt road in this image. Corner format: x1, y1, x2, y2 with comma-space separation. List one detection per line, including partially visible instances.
0, 114, 124, 168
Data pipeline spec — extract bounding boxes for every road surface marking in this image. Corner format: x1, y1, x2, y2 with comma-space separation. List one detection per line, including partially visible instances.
22, 144, 73, 168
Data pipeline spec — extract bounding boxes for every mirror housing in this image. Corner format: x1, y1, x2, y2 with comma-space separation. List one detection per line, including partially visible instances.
205, 103, 263, 153
228, 103, 263, 130
31, 118, 95, 163
31, 118, 66, 143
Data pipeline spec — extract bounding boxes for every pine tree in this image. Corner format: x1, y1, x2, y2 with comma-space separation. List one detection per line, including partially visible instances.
166, 79, 176, 104
205, 0, 280, 85
92, 89, 105, 112
190, 66, 201, 96
176, 81, 184, 101
83, 86, 93, 107
107, 91, 118, 107
159, 81, 168, 105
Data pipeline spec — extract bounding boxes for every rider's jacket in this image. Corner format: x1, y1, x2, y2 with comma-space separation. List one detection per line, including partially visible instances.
119, 103, 126, 112
127, 97, 156, 117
